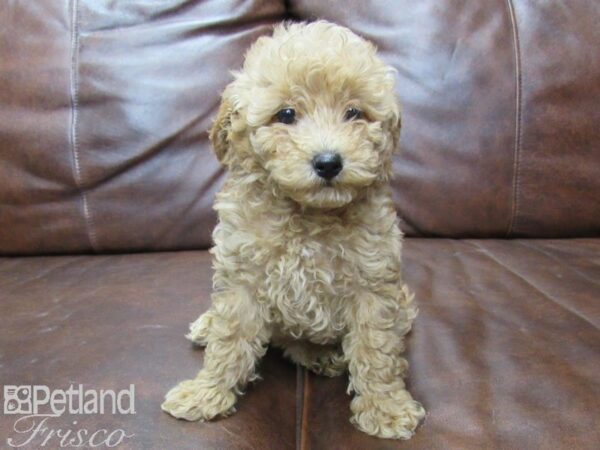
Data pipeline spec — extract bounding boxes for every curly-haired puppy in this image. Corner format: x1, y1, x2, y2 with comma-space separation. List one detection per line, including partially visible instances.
162, 20, 425, 440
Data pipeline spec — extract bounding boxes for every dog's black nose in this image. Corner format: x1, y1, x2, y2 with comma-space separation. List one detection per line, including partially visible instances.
312, 152, 343, 180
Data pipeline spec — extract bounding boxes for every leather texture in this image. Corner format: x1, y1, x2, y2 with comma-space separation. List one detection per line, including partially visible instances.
1, 1, 599, 255
0, 0, 286, 254
1, 2, 599, 449
0, 251, 297, 450
1, 240, 598, 449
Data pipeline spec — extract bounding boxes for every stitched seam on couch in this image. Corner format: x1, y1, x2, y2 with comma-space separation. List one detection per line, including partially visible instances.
295, 366, 309, 450
505, 0, 523, 237
69, 0, 99, 252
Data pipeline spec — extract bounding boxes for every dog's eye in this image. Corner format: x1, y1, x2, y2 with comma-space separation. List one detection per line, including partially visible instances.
344, 107, 363, 121
275, 108, 296, 124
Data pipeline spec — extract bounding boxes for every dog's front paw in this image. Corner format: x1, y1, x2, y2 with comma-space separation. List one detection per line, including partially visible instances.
350, 392, 425, 440
161, 379, 236, 421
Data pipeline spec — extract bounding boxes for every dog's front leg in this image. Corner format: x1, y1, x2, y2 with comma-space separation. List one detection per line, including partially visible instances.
343, 287, 425, 439
162, 289, 269, 421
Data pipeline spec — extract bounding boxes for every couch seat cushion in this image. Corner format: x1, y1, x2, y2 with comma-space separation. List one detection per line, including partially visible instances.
1, 239, 598, 449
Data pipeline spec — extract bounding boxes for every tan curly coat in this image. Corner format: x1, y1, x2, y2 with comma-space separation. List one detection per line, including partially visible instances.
162, 21, 425, 440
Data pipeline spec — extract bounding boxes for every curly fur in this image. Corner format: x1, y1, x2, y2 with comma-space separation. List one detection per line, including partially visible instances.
162, 21, 425, 440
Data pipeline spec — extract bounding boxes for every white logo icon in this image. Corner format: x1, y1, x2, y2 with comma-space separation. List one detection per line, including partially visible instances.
3, 386, 32, 414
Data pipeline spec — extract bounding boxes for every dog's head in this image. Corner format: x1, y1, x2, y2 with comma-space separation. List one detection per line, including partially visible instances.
211, 21, 400, 209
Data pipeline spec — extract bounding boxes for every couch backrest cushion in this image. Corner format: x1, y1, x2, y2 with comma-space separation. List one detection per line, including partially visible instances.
0, 0, 285, 254
1, 1, 599, 254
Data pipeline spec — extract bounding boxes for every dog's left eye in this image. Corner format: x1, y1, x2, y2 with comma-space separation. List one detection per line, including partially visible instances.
344, 107, 363, 121
275, 108, 296, 124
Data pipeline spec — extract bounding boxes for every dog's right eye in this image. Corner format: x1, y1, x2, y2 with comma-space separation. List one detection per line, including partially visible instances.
275, 108, 296, 124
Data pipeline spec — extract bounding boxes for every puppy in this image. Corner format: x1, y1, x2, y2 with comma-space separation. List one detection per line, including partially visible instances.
162, 20, 425, 440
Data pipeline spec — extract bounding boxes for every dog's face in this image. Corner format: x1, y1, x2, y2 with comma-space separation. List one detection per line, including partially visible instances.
211, 21, 400, 209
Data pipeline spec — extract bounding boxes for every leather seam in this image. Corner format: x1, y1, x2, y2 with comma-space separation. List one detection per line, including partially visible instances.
69, 0, 99, 252
295, 365, 302, 450
295, 366, 309, 450
505, 0, 523, 237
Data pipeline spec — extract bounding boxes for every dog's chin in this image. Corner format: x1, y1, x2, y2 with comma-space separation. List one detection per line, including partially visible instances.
268, 167, 377, 210
288, 186, 357, 210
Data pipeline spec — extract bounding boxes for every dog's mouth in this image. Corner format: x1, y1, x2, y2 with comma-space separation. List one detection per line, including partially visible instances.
264, 157, 379, 210
287, 183, 358, 209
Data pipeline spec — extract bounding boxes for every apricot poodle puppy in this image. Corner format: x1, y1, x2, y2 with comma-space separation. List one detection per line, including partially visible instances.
162, 20, 425, 440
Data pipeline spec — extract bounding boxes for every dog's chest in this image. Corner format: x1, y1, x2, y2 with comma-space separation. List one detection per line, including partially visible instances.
256, 230, 356, 343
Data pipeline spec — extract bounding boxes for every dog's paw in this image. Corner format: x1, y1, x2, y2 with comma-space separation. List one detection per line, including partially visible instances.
350, 392, 425, 440
161, 379, 236, 421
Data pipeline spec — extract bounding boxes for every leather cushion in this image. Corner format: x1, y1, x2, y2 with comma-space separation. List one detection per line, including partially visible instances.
1, 239, 598, 448
0, 0, 286, 254
1, 1, 599, 255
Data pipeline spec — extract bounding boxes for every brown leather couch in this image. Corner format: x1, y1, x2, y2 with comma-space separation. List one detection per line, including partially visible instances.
1, 1, 599, 449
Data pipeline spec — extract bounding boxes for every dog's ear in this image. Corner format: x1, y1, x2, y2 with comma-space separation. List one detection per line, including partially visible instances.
209, 91, 235, 166
380, 100, 402, 181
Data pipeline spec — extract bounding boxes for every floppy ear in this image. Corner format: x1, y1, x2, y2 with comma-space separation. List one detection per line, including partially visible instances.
380, 101, 402, 181
209, 93, 234, 166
